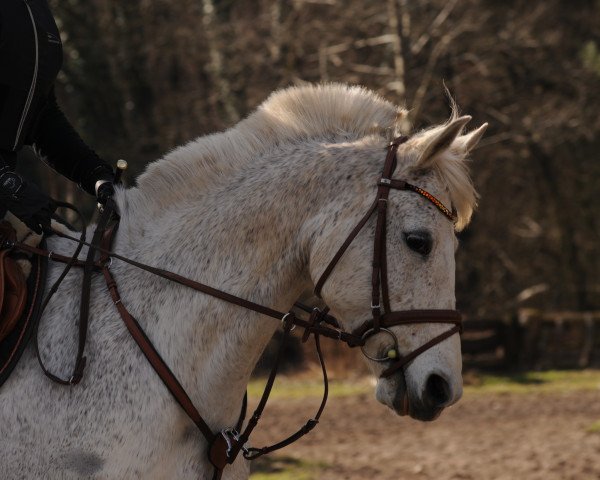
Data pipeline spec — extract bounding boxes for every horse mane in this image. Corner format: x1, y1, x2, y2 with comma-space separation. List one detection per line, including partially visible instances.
129, 84, 403, 214
126, 83, 477, 230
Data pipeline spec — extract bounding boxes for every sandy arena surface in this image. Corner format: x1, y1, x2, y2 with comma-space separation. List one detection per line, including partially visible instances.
249, 387, 600, 479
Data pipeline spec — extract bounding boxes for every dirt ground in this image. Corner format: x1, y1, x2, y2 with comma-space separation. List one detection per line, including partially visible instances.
249, 385, 600, 479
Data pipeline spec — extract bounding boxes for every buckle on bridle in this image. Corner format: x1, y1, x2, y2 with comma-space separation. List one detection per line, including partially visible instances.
281, 312, 296, 331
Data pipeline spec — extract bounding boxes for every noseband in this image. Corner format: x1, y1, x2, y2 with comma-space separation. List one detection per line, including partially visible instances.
6, 135, 462, 479
313, 135, 462, 377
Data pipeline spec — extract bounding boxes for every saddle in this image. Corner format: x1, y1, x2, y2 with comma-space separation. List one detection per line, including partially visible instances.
0, 220, 47, 387
0, 222, 27, 341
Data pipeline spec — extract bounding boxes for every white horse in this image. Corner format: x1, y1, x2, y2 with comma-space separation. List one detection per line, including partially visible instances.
0, 84, 485, 479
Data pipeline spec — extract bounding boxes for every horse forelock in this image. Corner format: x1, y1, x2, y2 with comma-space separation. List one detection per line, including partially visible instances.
399, 116, 479, 232
433, 148, 478, 232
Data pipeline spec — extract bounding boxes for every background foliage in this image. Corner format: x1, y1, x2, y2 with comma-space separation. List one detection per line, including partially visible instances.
44, 0, 600, 316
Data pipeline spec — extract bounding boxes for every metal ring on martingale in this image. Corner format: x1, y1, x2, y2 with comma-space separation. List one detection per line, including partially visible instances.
280, 312, 296, 332
360, 327, 399, 362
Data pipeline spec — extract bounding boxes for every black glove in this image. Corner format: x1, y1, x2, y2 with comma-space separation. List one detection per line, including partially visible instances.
0, 169, 56, 234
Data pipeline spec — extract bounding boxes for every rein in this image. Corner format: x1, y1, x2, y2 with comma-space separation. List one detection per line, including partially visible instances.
4, 136, 462, 479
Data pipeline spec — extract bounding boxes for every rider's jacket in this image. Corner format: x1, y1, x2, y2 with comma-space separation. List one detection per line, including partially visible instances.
0, 0, 112, 195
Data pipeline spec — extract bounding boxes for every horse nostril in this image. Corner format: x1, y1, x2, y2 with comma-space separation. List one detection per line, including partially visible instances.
424, 374, 451, 408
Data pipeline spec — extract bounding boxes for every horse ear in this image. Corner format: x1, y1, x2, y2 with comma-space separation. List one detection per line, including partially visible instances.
417, 115, 471, 167
456, 123, 488, 154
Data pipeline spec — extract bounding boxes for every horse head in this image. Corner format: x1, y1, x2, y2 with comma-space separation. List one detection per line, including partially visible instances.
307, 112, 486, 421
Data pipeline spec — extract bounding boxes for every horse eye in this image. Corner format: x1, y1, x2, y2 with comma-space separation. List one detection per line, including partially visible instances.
404, 231, 433, 256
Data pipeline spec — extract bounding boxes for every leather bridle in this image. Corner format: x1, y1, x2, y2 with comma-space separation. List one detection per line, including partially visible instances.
313, 135, 462, 378
5, 135, 462, 479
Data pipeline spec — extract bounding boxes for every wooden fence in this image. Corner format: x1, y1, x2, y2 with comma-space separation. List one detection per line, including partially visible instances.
462, 309, 600, 370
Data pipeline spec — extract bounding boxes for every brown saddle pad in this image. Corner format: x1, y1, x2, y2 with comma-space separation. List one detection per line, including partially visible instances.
0, 222, 27, 341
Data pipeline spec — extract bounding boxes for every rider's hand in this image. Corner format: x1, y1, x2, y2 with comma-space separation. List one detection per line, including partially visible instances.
95, 180, 115, 205
0, 168, 56, 234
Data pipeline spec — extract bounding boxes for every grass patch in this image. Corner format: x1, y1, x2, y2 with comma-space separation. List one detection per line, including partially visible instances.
465, 370, 600, 395
248, 370, 600, 401
250, 456, 327, 480
244, 371, 600, 478
586, 420, 600, 434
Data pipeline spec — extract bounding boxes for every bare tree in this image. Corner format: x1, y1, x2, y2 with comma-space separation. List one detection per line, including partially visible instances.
46, 0, 600, 315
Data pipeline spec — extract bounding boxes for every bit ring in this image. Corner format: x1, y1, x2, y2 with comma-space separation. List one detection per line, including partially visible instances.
360, 327, 399, 362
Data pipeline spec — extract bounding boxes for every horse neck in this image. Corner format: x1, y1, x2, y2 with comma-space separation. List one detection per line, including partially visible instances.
110, 141, 358, 430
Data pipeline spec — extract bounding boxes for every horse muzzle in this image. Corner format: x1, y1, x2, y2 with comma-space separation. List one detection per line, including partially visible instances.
378, 369, 459, 421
